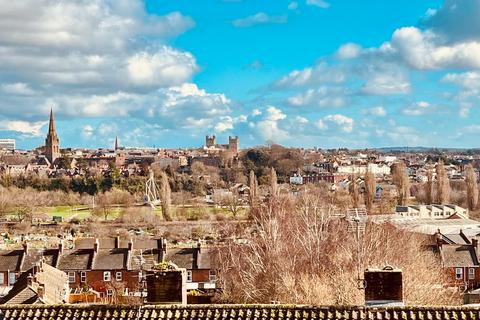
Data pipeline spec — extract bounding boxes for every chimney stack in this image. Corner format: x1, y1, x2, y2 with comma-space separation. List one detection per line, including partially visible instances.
27, 274, 34, 286
473, 238, 478, 249
22, 242, 29, 255
197, 241, 202, 254
58, 241, 64, 253
37, 284, 45, 300
115, 236, 120, 249
128, 239, 133, 251
94, 239, 100, 253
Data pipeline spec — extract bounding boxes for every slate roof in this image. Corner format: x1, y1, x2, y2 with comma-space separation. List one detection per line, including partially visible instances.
441, 244, 478, 267
0, 250, 24, 272
22, 249, 59, 271
1, 305, 480, 320
92, 249, 129, 270
57, 249, 94, 270
165, 248, 196, 269
130, 249, 162, 271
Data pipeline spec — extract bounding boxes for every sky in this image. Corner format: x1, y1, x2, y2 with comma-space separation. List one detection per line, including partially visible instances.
1, 0, 480, 150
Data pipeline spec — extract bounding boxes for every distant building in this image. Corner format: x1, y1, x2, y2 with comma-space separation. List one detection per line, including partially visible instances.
44, 108, 60, 165
0, 139, 15, 151
395, 204, 468, 219
204, 135, 239, 156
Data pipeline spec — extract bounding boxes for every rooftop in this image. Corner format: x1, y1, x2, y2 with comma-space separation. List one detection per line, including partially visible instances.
0, 305, 480, 320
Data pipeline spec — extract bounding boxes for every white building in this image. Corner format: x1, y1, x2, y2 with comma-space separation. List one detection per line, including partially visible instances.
395, 204, 468, 219
0, 139, 15, 151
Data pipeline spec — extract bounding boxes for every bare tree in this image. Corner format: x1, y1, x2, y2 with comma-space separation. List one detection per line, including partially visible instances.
349, 174, 359, 208
364, 170, 375, 213
465, 164, 478, 211
160, 171, 172, 221
270, 167, 278, 197
436, 161, 450, 204
220, 191, 243, 218
216, 194, 459, 305
426, 165, 434, 204
93, 192, 112, 221
248, 170, 258, 207
392, 162, 410, 205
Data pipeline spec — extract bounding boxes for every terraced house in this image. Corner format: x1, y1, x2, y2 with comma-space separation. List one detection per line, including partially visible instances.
1, 238, 217, 301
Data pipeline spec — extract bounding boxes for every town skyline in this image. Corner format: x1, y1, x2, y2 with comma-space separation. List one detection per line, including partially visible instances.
1, 0, 480, 150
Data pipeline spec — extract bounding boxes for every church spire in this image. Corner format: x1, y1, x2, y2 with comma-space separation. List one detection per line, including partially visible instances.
48, 107, 56, 134
114, 136, 119, 151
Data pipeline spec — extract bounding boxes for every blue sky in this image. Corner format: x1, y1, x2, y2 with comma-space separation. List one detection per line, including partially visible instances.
1, 0, 480, 149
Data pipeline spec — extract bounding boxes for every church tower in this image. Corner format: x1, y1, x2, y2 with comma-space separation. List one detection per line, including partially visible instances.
45, 108, 60, 164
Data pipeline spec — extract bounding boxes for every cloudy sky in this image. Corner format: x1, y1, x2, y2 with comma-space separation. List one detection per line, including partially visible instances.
1, 0, 480, 149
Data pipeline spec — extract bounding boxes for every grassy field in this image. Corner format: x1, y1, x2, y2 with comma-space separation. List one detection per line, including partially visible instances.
4, 203, 248, 223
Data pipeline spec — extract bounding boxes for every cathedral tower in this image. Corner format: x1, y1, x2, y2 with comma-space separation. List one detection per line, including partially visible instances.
45, 108, 60, 164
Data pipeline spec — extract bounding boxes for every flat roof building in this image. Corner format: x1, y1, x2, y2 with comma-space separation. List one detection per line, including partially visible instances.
0, 139, 15, 151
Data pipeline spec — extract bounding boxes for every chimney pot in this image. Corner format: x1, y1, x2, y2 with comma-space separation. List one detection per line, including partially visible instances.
115, 236, 120, 249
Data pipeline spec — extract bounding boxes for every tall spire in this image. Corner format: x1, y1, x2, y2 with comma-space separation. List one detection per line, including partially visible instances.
48, 107, 55, 134
114, 136, 119, 150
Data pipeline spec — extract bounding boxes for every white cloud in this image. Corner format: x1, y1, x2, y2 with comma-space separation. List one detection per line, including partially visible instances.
361, 69, 411, 95
287, 88, 346, 108
306, 0, 330, 9
251, 109, 262, 116
336, 43, 362, 60
233, 12, 287, 28
82, 125, 94, 139
0, 83, 35, 95
127, 48, 197, 87
316, 114, 354, 133
0, 120, 46, 136
256, 106, 289, 142
288, 2, 298, 10
402, 101, 435, 116
389, 27, 480, 70
0, 0, 200, 123
443, 72, 480, 89
362, 106, 387, 117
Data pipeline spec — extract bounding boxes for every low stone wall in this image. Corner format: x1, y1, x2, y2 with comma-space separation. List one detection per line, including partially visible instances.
1, 304, 480, 320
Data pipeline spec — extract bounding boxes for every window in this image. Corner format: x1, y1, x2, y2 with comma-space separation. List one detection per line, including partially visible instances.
8, 272, 15, 285
186, 270, 192, 282
456, 268, 463, 280
138, 271, 144, 283
68, 272, 75, 283
103, 271, 111, 282
106, 289, 113, 297
0, 273, 4, 285
80, 271, 86, 283
209, 270, 217, 282
469, 268, 476, 280
115, 271, 122, 281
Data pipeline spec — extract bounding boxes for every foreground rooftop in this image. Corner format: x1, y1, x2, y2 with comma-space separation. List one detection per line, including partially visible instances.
1, 304, 480, 320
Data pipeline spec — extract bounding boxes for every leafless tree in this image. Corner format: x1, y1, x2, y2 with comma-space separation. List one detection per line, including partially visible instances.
349, 174, 360, 208
216, 193, 459, 306
436, 161, 450, 204
392, 161, 410, 205
465, 164, 478, 211
364, 170, 375, 213
248, 170, 258, 207
426, 165, 434, 204
270, 167, 278, 197
160, 171, 172, 221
